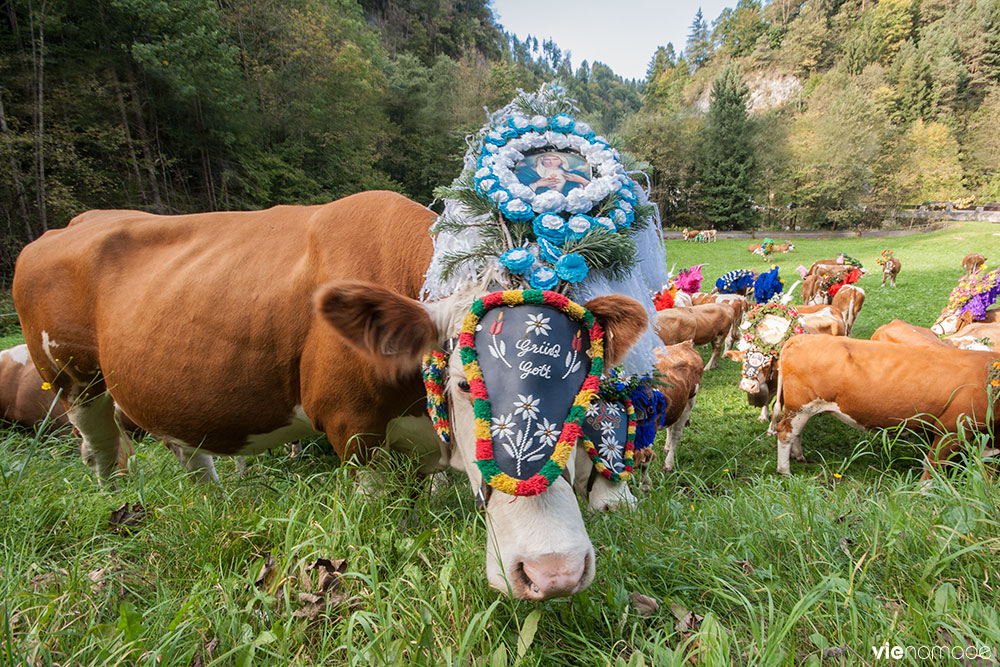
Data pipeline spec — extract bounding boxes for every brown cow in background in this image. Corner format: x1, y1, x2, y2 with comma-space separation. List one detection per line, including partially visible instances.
962, 253, 986, 275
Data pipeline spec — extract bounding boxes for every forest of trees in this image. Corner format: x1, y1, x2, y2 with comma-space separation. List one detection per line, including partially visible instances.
1, 0, 999, 278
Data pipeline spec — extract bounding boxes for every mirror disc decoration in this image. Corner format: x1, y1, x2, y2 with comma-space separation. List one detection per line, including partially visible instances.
459, 289, 604, 496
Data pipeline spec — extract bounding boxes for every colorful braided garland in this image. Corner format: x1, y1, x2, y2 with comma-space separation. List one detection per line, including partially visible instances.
421, 350, 450, 444
459, 289, 604, 497
741, 302, 805, 356
581, 399, 636, 482
876, 250, 894, 267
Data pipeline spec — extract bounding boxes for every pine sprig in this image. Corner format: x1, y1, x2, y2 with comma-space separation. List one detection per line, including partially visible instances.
562, 228, 637, 281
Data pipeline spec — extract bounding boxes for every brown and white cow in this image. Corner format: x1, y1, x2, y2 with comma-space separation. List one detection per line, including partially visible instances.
796, 304, 847, 336
931, 307, 1000, 336
691, 292, 747, 351
881, 257, 901, 287
682, 228, 699, 241
943, 322, 1000, 351
773, 335, 999, 476
653, 341, 704, 473
12, 191, 649, 600
655, 304, 735, 370
831, 285, 865, 335
962, 253, 986, 275
871, 319, 947, 348
0, 344, 70, 429
800, 274, 828, 305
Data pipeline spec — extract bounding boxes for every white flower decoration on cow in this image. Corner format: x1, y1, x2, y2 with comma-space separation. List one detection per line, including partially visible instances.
513, 394, 540, 420
525, 313, 552, 336
491, 413, 516, 438
598, 434, 621, 464
533, 418, 561, 447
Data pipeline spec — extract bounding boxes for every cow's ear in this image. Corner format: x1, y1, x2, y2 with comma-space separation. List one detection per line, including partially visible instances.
316, 280, 438, 370
584, 295, 648, 367
724, 349, 745, 362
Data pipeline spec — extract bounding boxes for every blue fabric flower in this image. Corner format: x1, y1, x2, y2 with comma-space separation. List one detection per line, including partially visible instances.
753, 266, 784, 304
475, 176, 498, 196
533, 213, 567, 243
593, 216, 617, 233
501, 198, 534, 222
537, 237, 563, 263
555, 253, 589, 283
716, 269, 756, 294
498, 248, 534, 274
507, 116, 532, 134
529, 266, 559, 290
572, 121, 595, 140
612, 208, 633, 229
566, 214, 592, 241
499, 125, 519, 140
548, 113, 575, 134
618, 187, 637, 204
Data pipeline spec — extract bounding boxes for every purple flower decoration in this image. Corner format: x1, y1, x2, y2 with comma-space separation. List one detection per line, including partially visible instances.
555, 253, 589, 283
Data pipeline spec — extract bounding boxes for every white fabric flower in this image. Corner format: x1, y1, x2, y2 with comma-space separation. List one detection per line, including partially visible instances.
574, 121, 593, 136
513, 394, 540, 420
530, 115, 548, 131
565, 189, 593, 214
532, 190, 566, 214
525, 133, 548, 149
525, 313, 552, 336
497, 170, 518, 186
544, 131, 571, 149
475, 167, 491, 179
510, 115, 530, 130
568, 215, 590, 235
594, 216, 616, 232
490, 189, 511, 204
508, 184, 535, 201
506, 199, 530, 213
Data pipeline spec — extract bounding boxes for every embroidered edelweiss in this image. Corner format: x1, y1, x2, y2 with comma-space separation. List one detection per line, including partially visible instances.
491, 413, 516, 438
606, 403, 622, 417
585, 402, 600, 418
513, 394, 540, 420
598, 433, 621, 464
533, 417, 560, 447
525, 313, 551, 336
599, 419, 617, 437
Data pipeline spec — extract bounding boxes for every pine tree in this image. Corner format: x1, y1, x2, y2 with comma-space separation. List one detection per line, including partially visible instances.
686, 8, 712, 71
694, 65, 758, 230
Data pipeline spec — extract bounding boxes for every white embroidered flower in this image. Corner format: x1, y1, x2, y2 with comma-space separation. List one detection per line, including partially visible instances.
525, 313, 551, 336
533, 417, 560, 447
606, 403, 622, 417
513, 394, 540, 420
491, 413, 516, 438
599, 419, 617, 437
598, 435, 621, 464
585, 401, 601, 418
532, 190, 566, 214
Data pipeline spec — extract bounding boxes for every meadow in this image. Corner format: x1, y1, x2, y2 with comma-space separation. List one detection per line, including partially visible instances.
2, 222, 999, 666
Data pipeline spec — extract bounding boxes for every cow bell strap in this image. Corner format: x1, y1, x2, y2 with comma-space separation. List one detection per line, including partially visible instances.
421, 350, 451, 444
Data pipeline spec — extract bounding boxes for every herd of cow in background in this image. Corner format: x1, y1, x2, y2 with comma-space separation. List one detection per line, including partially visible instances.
1, 246, 997, 489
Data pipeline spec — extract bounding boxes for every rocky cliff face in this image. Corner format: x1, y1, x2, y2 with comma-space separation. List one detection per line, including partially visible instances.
695, 71, 802, 114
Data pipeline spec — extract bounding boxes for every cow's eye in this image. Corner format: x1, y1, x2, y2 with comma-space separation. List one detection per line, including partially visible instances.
457, 379, 471, 392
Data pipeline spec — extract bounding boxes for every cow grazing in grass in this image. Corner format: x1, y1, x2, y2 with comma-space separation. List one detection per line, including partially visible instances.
652, 341, 704, 473
931, 307, 1000, 336
773, 335, 999, 476
800, 274, 828, 305
691, 292, 747, 351
796, 304, 847, 337
871, 320, 947, 348
682, 228, 699, 241
943, 322, 1000, 351
13, 191, 650, 600
0, 344, 70, 429
963, 253, 986, 275
654, 304, 735, 371
831, 285, 865, 335
881, 257, 901, 287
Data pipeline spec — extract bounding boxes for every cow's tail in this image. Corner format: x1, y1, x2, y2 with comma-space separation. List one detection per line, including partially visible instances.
780, 281, 801, 305
770, 354, 785, 433
845, 295, 856, 335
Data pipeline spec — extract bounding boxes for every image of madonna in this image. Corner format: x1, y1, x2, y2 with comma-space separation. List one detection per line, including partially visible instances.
515, 151, 591, 195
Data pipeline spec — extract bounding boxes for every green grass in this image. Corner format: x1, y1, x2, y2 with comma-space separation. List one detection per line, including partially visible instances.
2, 222, 999, 666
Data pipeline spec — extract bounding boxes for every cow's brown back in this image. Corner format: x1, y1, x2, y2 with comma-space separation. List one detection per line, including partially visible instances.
13, 191, 435, 457
0, 345, 70, 428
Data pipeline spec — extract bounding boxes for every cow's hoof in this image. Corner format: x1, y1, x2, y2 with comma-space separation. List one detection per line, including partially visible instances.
766, 427, 777, 436
776, 466, 791, 476
758, 414, 770, 424
660, 463, 674, 474
794, 454, 807, 463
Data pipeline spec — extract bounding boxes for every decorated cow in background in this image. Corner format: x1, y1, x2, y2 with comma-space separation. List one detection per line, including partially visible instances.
16, 85, 669, 601
962, 253, 986, 276
931, 268, 1000, 336
877, 250, 901, 287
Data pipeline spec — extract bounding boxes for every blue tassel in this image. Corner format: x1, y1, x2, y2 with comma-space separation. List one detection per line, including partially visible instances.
753, 265, 784, 303
629, 385, 667, 451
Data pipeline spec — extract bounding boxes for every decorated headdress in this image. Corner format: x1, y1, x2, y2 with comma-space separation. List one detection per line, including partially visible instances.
945, 267, 1000, 321
716, 269, 757, 295
419, 85, 670, 496
753, 266, 785, 304
674, 264, 704, 294
876, 250, 895, 267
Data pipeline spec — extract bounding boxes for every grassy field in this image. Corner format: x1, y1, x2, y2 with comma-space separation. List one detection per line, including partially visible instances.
2, 222, 999, 666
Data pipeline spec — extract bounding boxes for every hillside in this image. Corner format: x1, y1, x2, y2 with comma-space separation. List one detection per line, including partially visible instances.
629, 0, 1000, 228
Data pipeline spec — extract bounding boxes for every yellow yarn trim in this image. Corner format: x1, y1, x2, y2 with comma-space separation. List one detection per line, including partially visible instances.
474, 419, 491, 441
490, 474, 518, 495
